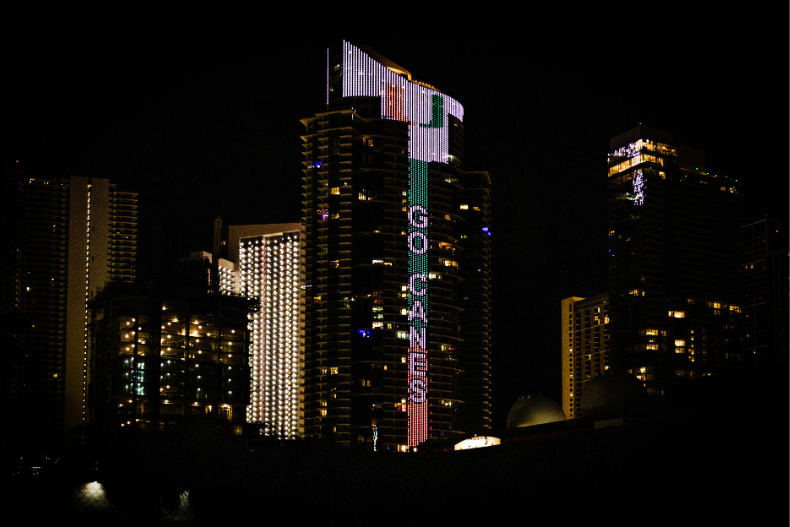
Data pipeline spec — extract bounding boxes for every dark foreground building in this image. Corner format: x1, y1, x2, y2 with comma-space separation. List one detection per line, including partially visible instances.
3, 172, 137, 453
740, 217, 788, 367
87, 285, 250, 439
606, 126, 742, 395
300, 41, 491, 450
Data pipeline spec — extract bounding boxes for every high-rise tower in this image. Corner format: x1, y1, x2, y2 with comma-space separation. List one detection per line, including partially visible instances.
233, 224, 304, 439
607, 126, 741, 395
561, 293, 610, 419
12, 175, 137, 450
740, 218, 788, 367
300, 42, 491, 450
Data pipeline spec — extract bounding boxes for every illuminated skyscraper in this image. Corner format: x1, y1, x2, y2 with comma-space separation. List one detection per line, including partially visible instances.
12, 175, 137, 450
301, 42, 491, 450
607, 126, 741, 395
561, 294, 610, 419
232, 224, 304, 439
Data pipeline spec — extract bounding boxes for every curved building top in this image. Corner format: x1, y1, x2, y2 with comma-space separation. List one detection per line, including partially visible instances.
335, 40, 464, 164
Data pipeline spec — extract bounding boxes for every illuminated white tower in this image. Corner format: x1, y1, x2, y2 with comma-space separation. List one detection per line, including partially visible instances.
235, 225, 303, 439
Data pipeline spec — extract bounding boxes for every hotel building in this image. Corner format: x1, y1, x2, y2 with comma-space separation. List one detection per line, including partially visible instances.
232, 224, 304, 439
561, 294, 610, 419
300, 42, 491, 450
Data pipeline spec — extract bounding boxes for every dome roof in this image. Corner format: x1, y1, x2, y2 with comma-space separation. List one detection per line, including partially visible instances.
506, 394, 566, 429
580, 370, 647, 418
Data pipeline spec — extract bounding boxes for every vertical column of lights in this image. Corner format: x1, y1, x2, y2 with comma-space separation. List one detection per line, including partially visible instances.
266, 240, 275, 436
242, 241, 262, 425
290, 235, 299, 437
633, 169, 645, 206
267, 235, 299, 439
326, 48, 329, 106
218, 264, 234, 295
275, 239, 285, 438
265, 240, 274, 435
83, 187, 91, 420
292, 236, 299, 437
341, 41, 464, 448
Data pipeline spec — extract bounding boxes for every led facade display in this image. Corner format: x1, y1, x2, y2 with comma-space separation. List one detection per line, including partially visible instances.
340, 41, 464, 446
241, 233, 301, 439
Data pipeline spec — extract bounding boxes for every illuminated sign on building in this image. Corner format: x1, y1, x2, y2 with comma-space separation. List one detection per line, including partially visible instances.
633, 169, 645, 206
339, 41, 464, 447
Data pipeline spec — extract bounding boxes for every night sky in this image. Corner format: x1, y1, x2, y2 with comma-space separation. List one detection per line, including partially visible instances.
6, 16, 787, 428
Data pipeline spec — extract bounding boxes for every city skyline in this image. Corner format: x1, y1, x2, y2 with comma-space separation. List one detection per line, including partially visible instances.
5, 20, 787, 427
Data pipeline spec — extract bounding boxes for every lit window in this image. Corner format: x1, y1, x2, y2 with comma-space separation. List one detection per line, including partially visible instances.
331, 187, 340, 195
460, 204, 468, 210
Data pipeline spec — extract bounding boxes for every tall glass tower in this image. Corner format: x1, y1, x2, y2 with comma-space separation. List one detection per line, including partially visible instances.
11, 175, 137, 451
300, 42, 491, 450
607, 126, 742, 395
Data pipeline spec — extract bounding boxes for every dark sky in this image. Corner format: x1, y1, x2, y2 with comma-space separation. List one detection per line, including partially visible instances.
6, 15, 787, 428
